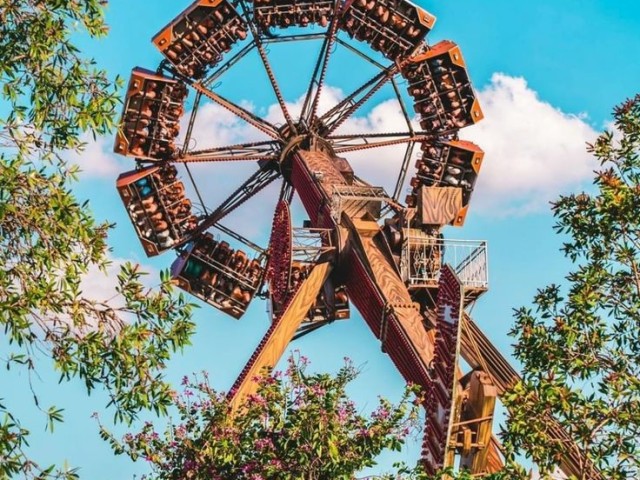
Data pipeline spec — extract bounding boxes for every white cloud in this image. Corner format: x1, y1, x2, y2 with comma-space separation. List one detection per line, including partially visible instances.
28, 255, 159, 338
465, 73, 599, 215
65, 132, 128, 178
262, 73, 601, 216
263, 85, 345, 125
93, 72, 601, 234
79, 256, 138, 306
180, 100, 268, 151
73, 255, 162, 334
335, 98, 415, 193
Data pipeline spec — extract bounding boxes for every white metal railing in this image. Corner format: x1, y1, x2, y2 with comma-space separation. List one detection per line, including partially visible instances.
400, 235, 488, 290
291, 227, 334, 263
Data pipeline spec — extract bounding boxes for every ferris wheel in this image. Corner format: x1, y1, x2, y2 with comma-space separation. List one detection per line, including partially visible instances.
112, 0, 596, 477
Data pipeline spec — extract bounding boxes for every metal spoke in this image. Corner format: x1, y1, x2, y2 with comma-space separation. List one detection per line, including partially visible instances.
334, 37, 386, 70
393, 142, 415, 202
180, 140, 281, 163
192, 82, 281, 140
238, 1, 297, 134
329, 131, 422, 141
293, 321, 332, 341
316, 66, 399, 136
299, 35, 330, 124
191, 163, 280, 237
180, 90, 203, 156
300, 0, 341, 124
332, 136, 423, 153
203, 41, 256, 87
214, 222, 267, 254
278, 178, 295, 204
255, 40, 298, 134
329, 132, 435, 151
262, 32, 328, 44
388, 74, 416, 202
391, 77, 414, 135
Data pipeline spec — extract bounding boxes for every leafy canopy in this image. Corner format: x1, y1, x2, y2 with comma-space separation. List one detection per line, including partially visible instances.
501, 95, 640, 480
0, 1, 196, 478
108, 355, 423, 480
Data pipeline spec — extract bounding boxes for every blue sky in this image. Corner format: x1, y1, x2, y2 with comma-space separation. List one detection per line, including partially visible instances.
3, 0, 640, 478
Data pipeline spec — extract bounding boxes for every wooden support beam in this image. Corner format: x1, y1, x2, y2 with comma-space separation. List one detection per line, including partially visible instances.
228, 262, 332, 413
486, 436, 505, 473
458, 370, 498, 475
346, 221, 435, 370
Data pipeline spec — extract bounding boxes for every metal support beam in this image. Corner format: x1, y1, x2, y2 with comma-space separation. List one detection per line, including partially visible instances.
262, 32, 327, 44
213, 222, 267, 254
239, 1, 297, 134
184, 163, 281, 244
300, 0, 340, 124
316, 66, 399, 136
180, 140, 281, 163
181, 90, 203, 156
331, 134, 429, 153
334, 37, 387, 70
393, 142, 415, 202
203, 41, 256, 87
192, 82, 281, 140
461, 316, 605, 480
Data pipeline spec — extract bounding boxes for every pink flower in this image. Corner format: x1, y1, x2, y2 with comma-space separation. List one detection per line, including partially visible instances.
337, 406, 348, 423
247, 393, 267, 407
254, 437, 274, 450
310, 384, 326, 396
373, 406, 390, 420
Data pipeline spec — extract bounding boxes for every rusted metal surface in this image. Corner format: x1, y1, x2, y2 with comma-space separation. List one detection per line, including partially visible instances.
422, 265, 463, 475
410, 139, 484, 227
114, 68, 188, 161
180, 140, 280, 163
153, 0, 248, 79
171, 232, 266, 319
339, 0, 435, 60
266, 201, 293, 305
402, 40, 483, 133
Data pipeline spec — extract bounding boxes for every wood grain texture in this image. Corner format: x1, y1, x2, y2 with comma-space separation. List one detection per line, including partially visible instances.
418, 186, 462, 225
459, 371, 498, 474
228, 262, 332, 413
348, 218, 435, 368
297, 150, 347, 197
486, 437, 505, 473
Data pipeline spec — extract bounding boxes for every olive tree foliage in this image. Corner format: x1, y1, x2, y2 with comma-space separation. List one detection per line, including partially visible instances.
0, 1, 196, 478
500, 95, 640, 480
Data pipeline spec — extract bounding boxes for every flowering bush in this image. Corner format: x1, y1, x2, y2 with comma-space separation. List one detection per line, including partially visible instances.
104, 354, 423, 479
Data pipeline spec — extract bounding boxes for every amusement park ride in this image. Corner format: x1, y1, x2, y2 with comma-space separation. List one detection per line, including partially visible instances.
113, 0, 600, 477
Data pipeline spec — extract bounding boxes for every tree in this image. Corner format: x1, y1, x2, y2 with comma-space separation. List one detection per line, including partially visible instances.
107, 354, 423, 480
500, 95, 640, 479
0, 1, 196, 477
107, 353, 499, 480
